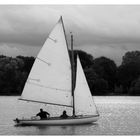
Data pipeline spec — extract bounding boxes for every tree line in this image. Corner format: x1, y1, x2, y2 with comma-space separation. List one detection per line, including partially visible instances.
0, 50, 140, 96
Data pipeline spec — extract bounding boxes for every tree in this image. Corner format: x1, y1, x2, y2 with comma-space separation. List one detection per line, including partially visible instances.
92, 78, 108, 95
117, 51, 140, 94
16, 56, 35, 73
92, 57, 117, 92
117, 62, 140, 93
129, 77, 140, 95
84, 67, 99, 95
0, 56, 34, 95
122, 51, 140, 65
69, 50, 94, 69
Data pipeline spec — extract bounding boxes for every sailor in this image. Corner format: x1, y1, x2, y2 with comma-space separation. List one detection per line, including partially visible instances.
60, 110, 69, 119
36, 108, 50, 120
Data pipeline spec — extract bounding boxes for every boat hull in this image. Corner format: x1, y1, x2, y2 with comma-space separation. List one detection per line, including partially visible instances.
14, 115, 99, 126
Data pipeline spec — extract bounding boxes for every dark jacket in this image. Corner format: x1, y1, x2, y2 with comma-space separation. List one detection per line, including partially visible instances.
60, 113, 69, 119
36, 111, 50, 119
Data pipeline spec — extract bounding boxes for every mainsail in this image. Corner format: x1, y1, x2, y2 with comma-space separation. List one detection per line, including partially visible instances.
74, 56, 98, 115
20, 17, 72, 107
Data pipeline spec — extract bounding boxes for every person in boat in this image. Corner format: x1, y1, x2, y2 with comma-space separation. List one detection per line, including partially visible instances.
36, 108, 50, 120
60, 110, 69, 119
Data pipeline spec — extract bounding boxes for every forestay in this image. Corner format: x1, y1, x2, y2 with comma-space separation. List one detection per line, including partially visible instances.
20, 17, 72, 107
74, 56, 98, 115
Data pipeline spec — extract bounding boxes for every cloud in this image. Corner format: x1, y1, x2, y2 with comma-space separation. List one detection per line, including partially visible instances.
0, 43, 40, 57
0, 43, 22, 57
0, 5, 140, 65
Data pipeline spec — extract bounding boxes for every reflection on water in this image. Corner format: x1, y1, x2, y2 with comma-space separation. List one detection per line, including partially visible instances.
36, 126, 76, 135
15, 123, 99, 135
14, 122, 99, 135
0, 96, 140, 135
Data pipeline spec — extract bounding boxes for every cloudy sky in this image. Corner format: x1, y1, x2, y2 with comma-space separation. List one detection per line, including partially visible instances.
0, 5, 140, 65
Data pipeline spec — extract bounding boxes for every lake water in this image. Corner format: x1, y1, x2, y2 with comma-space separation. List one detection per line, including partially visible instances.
0, 96, 140, 135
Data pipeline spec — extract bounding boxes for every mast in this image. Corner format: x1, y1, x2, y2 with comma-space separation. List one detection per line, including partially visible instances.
71, 32, 75, 116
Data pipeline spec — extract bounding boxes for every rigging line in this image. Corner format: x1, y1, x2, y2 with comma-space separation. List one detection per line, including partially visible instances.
27, 80, 71, 93
48, 37, 57, 43
36, 57, 51, 66
19, 98, 73, 108
61, 16, 69, 52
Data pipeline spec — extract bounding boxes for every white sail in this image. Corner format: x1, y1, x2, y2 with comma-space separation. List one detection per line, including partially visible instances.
74, 56, 98, 115
20, 17, 72, 107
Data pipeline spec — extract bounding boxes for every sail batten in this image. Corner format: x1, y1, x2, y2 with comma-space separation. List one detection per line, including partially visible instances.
21, 17, 72, 107
36, 57, 51, 66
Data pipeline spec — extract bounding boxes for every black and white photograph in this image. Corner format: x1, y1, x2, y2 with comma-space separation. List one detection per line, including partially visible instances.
0, 3, 140, 136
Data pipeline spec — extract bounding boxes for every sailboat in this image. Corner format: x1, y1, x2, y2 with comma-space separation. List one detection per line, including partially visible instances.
14, 16, 99, 126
